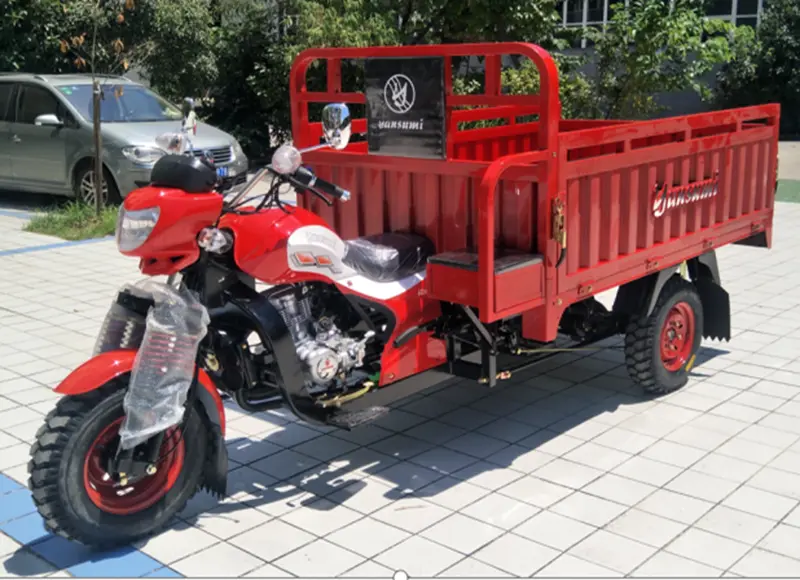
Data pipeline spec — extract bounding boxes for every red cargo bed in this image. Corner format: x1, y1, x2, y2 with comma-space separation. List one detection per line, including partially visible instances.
292, 42, 779, 343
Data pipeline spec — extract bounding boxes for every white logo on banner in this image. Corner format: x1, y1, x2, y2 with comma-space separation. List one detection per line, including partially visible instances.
384, 74, 415, 114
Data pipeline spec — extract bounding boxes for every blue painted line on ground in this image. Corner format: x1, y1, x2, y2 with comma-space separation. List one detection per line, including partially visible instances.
0, 236, 113, 258
0, 473, 180, 577
0, 209, 35, 220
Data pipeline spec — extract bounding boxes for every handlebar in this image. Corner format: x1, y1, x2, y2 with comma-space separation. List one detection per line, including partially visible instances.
294, 167, 351, 201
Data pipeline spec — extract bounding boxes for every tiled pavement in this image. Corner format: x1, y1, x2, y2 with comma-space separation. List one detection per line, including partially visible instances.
3, 202, 800, 578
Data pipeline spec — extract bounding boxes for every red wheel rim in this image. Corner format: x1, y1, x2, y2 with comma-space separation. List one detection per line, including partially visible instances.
83, 418, 185, 516
659, 301, 696, 372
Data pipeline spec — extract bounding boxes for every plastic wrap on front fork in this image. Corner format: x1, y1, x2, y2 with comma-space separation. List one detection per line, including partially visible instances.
118, 281, 210, 450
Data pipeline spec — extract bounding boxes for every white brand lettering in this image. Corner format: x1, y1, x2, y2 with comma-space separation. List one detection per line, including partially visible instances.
652, 172, 720, 218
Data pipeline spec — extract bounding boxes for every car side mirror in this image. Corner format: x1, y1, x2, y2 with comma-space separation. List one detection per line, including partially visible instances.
35, 114, 64, 128
321, 103, 352, 150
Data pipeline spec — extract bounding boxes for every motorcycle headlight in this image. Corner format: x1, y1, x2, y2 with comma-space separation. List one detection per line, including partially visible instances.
116, 206, 160, 252
122, 146, 165, 165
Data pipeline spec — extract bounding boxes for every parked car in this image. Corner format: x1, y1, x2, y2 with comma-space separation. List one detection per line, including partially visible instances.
0, 73, 248, 204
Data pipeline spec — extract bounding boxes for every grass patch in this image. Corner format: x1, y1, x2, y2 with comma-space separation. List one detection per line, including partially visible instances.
24, 201, 118, 241
777, 179, 800, 203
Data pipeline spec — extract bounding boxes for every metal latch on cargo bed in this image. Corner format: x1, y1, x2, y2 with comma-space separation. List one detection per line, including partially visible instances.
552, 198, 567, 268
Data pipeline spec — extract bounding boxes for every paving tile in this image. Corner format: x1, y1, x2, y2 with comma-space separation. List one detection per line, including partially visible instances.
757, 523, 800, 559
229, 519, 314, 562
472, 532, 560, 576
665, 527, 751, 570
606, 508, 687, 548
665, 470, 740, 503
749, 467, 800, 500
371, 460, 444, 493
484, 445, 556, 474
273, 538, 365, 577
370, 433, 433, 460
371, 496, 451, 533
375, 535, 463, 577
415, 476, 490, 511
531, 458, 605, 489
136, 522, 219, 565
723, 485, 798, 521
550, 491, 627, 527
443, 432, 509, 459
280, 497, 362, 537
339, 560, 395, 578
408, 447, 478, 476
716, 435, 783, 464
476, 418, 540, 444
512, 510, 594, 551
692, 452, 763, 483
451, 460, 524, 491
592, 426, 657, 454
497, 475, 573, 509
694, 504, 775, 544
632, 551, 723, 577
582, 473, 657, 506
421, 512, 504, 554
248, 449, 322, 481
327, 478, 403, 515
534, 553, 618, 577
439, 557, 512, 577
731, 548, 800, 577
568, 529, 657, 574
189, 503, 271, 540
640, 439, 707, 468
171, 542, 263, 578
664, 423, 733, 451
326, 517, 410, 558
637, 489, 714, 525
460, 492, 540, 530
243, 563, 293, 577
0, 549, 58, 577
612, 455, 684, 487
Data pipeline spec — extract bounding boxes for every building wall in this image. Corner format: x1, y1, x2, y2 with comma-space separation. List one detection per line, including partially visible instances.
560, 0, 766, 48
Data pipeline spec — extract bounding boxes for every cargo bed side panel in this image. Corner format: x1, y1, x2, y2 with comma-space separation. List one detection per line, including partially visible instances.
557, 105, 779, 299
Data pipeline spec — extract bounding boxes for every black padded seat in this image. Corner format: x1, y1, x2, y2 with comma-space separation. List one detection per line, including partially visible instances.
343, 233, 436, 282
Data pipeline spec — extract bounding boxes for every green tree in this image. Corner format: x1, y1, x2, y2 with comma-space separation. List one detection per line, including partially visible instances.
715, 0, 800, 135
585, 0, 734, 119
0, 0, 76, 72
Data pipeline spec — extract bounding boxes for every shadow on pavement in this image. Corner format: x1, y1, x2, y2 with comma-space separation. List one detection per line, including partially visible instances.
2, 342, 730, 577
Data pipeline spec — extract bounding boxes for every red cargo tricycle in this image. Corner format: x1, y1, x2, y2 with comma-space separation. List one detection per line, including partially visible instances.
28, 42, 779, 547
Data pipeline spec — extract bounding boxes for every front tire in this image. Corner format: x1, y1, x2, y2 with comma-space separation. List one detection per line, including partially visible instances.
624, 276, 704, 395
74, 165, 121, 206
28, 381, 207, 548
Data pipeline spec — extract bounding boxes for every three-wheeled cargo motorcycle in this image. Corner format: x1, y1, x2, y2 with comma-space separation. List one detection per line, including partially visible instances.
27, 42, 779, 547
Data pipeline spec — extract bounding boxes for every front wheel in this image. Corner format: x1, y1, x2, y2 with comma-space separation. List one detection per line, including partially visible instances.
28, 381, 207, 548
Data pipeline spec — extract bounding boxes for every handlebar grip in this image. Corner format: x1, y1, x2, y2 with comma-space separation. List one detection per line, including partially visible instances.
294, 167, 351, 201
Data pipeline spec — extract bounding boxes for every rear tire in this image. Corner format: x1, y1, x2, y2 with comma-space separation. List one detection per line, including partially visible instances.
624, 276, 703, 395
28, 381, 206, 548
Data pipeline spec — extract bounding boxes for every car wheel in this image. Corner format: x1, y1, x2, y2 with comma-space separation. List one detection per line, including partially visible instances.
74, 166, 121, 206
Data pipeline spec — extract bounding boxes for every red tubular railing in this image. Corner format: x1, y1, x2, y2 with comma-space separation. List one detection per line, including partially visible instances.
289, 42, 562, 155
477, 149, 553, 321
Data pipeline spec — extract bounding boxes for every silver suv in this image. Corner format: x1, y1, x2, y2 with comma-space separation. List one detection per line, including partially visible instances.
0, 73, 248, 204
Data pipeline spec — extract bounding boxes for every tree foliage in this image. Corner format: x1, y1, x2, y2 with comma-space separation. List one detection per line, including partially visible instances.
715, 0, 800, 135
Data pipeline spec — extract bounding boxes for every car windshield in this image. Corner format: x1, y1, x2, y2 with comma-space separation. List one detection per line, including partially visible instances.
56, 83, 183, 123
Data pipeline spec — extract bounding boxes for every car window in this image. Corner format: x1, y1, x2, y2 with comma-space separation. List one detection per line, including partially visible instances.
0, 83, 13, 121
16, 84, 64, 124
57, 84, 183, 123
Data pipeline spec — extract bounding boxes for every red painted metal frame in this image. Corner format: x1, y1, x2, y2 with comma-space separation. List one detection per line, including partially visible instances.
288, 43, 780, 343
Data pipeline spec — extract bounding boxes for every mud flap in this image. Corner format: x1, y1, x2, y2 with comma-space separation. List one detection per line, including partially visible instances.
201, 423, 228, 498
694, 276, 731, 341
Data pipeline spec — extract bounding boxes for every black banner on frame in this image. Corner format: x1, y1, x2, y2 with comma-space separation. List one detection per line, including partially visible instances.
364, 57, 447, 159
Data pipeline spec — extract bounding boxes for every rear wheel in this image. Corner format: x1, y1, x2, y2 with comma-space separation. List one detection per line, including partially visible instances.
624, 276, 703, 395
28, 381, 206, 548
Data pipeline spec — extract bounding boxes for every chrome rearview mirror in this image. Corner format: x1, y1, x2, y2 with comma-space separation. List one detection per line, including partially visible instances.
321, 103, 351, 150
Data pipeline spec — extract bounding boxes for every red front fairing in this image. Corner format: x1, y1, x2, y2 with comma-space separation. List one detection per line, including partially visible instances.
122, 186, 224, 276
218, 206, 333, 285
